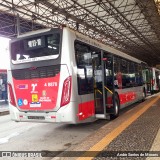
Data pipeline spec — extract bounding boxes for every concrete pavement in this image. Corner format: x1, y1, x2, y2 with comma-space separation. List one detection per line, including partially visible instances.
0, 100, 9, 116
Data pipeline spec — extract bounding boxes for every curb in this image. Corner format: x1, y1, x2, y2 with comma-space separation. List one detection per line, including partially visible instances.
0, 111, 9, 116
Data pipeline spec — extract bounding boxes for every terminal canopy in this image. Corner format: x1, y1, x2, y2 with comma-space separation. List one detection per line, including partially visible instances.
0, 0, 160, 65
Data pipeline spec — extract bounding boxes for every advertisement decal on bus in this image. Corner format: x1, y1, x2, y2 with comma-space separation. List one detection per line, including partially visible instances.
12, 72, 60, 111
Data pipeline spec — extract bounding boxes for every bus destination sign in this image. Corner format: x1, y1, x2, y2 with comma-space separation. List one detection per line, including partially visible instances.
28, 39, 41, 48
24, 36, 45, 50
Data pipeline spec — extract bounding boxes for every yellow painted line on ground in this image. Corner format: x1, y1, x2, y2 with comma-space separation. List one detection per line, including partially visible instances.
77, 96, 160, 160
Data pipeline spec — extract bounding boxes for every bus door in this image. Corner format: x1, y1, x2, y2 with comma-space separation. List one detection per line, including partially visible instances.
92, 51, 115, 119
147, 68, 153, 94
142, 64, 152, 95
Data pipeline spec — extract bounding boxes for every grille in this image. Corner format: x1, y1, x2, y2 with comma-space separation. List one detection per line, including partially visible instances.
12, 65, 60, 80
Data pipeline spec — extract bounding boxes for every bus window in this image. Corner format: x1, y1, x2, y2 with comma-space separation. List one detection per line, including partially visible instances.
135, 64, 143, 86
105, 55, 113, 88
120, 59, 129, 88
75, 41, 101, 95
114, 56, 120, 88
75, 43, 91, 67
75, 42, 93, 95
128, 62, 135, 87
11, 33, 61, 63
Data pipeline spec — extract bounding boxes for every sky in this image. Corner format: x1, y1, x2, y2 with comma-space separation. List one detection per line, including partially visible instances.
0, 37, 10, 69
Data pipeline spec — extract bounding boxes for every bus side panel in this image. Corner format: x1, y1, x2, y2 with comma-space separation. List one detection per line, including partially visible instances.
116, 86, 143, 108
8, 69, 19, 121
57, 29, 81, 123
62, 29, 96, 123
71, 30, 96, 123
152, 68, 156, 91
78, 98, 95, 121
152, 68, 160, 92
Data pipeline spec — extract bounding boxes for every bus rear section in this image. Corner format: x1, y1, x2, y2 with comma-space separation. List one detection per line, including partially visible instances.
152, 67, 160, 93
0, 69, 7, 101
8, 28, 75, 123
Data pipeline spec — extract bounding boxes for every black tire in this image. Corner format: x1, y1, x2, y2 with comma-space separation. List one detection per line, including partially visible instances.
110, 95, 120, 120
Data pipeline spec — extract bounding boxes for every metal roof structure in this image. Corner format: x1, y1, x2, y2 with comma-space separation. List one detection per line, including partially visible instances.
0, 0, 160, 65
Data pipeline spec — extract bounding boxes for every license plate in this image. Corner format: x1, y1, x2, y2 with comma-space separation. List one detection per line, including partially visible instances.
28, 116, 45, 120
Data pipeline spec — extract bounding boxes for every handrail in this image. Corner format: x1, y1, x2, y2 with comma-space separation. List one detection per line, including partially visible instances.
95, 86, 113, 95
96, 89, 102, 94
104, 86, 113, 94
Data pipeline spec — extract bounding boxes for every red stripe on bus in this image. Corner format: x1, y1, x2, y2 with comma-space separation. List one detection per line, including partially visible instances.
78, 91, 136, 121
78, 101, 95, 121
119, 92, 136, 104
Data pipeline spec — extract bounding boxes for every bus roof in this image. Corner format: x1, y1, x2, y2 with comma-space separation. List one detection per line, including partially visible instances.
17, 28, 52, 38
70, 27, 144, 64
16, 26, 144, 64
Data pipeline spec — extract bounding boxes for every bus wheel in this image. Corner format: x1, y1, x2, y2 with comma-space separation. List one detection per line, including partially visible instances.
110, 95, 120, 120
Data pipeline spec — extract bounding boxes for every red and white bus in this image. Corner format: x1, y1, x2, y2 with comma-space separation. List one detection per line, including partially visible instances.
142, 65, 153, 95
0, 69, 7, 85
151, 67, 160, 93
8, 27, 146, 123
0, 69, 7, 100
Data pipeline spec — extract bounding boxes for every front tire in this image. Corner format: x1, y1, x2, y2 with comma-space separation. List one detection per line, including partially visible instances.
110, 95, 120, 120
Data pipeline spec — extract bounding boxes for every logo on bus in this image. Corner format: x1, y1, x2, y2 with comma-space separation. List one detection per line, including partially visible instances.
23, 99, 28, 105
42, 90, 47, 97
32, 94, 38, 102
18, 99, 23, 106
17, 84, 28, 89
31, 83, 38, 93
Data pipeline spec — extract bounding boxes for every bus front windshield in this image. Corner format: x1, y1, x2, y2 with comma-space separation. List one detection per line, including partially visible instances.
11, 33, 60, 64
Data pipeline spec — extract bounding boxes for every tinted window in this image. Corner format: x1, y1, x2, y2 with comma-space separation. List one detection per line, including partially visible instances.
135, 64, 143, 86
11, 33, 60, 63
75, 41, 101, 95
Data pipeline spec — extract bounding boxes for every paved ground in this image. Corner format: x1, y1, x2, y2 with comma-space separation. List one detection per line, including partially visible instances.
0, 112, 108, 160
57, 94, 160, 160
95, 98, 160, 160
1, 95, 160, 160
0, 100, 9, 116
